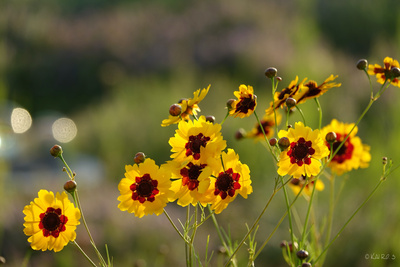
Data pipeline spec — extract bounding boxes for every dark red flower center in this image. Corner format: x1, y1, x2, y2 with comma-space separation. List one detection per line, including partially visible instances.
185, 133, 211, 160
327, 133, 354, 164
130, 173, 159, 203
235, 95, 256, 114
256, 120, 274, 136
39, 207, 68, 238
287, 138, 315, 166
303, 81, 321, 97
214, 168, 241, 200
180, 163, 206, 191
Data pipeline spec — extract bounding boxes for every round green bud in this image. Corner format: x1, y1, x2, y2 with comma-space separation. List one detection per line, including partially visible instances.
325, 131, 337, 143
269, 137, 278, 146
169, 104, 182, 116
134, 152, 146, 164
64, 180, 77, 193
285, 97, 297, 108
50, 145, 63, 158
205, 115, 215, 123
278, 137, 290, 151
390, 67, 400, 78
265, 67, 278, 78
296, 249, 309, 260
235, 128, 246, 140
356, 59, 368, 70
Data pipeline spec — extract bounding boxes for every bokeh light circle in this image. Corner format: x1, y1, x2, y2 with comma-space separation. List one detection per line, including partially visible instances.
52, 118, 77, 143
11, 108, 32, 134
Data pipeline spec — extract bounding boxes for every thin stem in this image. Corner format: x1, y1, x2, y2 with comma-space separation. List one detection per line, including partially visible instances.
299, 177, 317, 250
220, 110, 230, 125
314, 98, 322, 129
254, 180, 308, 259
164, 209, 187, 243
319, 174, 335, 266
295, 105, 306, 126
280, 176, 295, 266
73, 241, 98, 267
73, 191, 107, 266
254, 111, 278, 162
224, 180, 280, 267
314, 178, 385, 264
271, 77, 279, 136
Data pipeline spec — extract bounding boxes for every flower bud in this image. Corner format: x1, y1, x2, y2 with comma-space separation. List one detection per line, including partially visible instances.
276, 76, 283, 82
50, 145, 63, 158
287, 241, 298, 252
269, 137, 277, 146
169, 104, 182, 116
205, 115, 215, 123
265, 67, 278, 78
296, 249, 309, 260
382, 157, 388, 165
390, 67, 400, 78
285, 97, 297, 108
278, 137, 290, 151
64, 180, 77, 193
226, 99, 236, 111
279, 240, 287, 248
301, 263, 312, 267
356, 59, 368, 70
325, 131, 337, 144
235, 128, 246, 140
134, 152, 146, 164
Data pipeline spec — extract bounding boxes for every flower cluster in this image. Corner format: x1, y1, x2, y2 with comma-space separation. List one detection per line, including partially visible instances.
117, 85, 253, 216
22, 56, 398, 267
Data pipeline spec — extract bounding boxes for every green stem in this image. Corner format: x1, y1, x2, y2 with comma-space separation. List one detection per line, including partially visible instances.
254, 111, 278, 162
73, 241, 98, 267
254, 179, 308, 259
164, 209, 187, 243
280, 176, 295, 266
314, 178, 385, 264
220, 110, 230, 125
271, 77, 279, 136
73, 191, 107, 266
295, 104, 306, 126
314, 98, 322, 129
224, 181, 280, 267
299, 176, 317, 251
319, 175, 335, 266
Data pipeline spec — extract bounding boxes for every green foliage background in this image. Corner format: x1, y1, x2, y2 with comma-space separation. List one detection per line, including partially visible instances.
1, 0, 400, 266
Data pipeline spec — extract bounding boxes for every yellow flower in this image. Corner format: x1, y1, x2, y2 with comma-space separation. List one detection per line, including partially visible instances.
368, 57, 400, 88
321, 119, 371, 175
118, 158, 174, 218
169, 116, 226, 163
293, 75, 341, 104
205, 149, 253, 214
23, 190, 81, 252
164, 160, 212, 207
246, 111, 282, 141
277, 122, 330, 178
229, 85, 257, 118
289, 176, 325, 197
161, 85, 210, 127
266, 76, 306, 114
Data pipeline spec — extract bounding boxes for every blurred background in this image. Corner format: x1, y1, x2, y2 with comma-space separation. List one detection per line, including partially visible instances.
1, 0, 400, 266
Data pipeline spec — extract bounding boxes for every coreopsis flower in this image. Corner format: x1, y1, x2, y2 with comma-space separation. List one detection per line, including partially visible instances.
205, 149, 253, 214
368, 57, 400, 88
321, 119, 371, 175
23, 190, 81, 252
289, 175, 324, 197
277, 122, 330, 178
164, 160, 212, 207
161, 85, 210, 127
246, 111, 282, 141
293, 75, 341, 104
229, 84, 257, 118
118, 158, 174, 218
266, 76, 306, 114
169, 116, 226, 163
